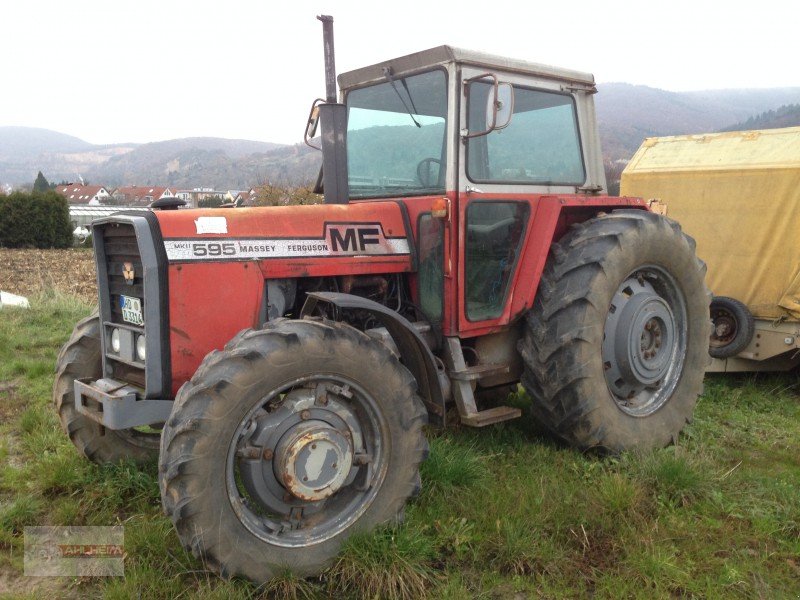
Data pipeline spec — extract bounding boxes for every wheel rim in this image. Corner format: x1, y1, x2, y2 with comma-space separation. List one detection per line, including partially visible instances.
602, 267, 687, 417
709, 307, 737, 348
226, 375, 387, 548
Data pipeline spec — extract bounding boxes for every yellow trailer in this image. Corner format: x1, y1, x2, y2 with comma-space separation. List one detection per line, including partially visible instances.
621, 127, 800, 372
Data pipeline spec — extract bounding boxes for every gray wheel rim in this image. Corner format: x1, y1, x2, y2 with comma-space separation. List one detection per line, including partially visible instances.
226, 375, 387, 548
602, 266, 687, 417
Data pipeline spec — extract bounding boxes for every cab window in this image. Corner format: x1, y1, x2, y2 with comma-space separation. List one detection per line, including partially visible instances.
346, 70, 448, 199
467, 82, 585, 185
464, 201, 529, 320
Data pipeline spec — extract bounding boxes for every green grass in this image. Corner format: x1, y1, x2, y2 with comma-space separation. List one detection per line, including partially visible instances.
1, 293, 799, 598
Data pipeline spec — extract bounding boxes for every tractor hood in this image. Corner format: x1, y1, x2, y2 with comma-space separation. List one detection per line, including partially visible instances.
153, 202, 413, 275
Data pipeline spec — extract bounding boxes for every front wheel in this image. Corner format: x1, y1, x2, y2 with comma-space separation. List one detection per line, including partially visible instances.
159, 318, 428, 582
519, 210, 711, 452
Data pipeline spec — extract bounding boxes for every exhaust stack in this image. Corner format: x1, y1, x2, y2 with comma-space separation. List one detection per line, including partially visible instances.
317, 15, 349, 205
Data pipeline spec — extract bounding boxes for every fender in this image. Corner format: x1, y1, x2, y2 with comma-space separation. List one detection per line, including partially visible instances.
301, 291, 445, 423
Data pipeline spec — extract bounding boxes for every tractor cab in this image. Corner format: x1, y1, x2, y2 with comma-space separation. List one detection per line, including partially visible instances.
325, 47, 611, 339
338, 46, 605, 201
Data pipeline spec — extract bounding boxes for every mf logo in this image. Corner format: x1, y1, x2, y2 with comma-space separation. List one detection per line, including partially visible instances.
325, 224, 384, 253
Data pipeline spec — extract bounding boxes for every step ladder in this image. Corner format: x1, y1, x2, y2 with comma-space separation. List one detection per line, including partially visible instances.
443, 338, 521, 427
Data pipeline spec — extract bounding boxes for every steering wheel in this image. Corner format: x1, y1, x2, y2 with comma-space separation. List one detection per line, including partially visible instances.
416, 158, 442, 188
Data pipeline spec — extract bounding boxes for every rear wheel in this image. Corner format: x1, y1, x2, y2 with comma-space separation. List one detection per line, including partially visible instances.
518, 210, 711, 452
53, 314, 160, 463
159, 318, 428, 582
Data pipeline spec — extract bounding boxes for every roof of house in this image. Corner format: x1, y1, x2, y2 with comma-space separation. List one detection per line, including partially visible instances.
237, 190, 258, 206
56, 184, 108, 204
112, 185, 172, 202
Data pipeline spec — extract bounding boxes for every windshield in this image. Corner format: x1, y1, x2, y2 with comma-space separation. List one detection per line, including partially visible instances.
467, 81, 585, 185
346, 70, 448, 199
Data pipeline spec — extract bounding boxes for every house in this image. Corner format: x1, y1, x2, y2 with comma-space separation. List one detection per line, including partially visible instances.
56, 184, 111, 205
111, 186, 174, 206
224, 189, 255, 204
234, 189, 257, 206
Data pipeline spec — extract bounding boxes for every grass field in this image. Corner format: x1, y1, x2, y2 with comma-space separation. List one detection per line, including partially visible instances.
1, 293, 799, 599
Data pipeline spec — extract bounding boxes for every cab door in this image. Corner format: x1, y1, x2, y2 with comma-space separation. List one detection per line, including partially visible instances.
455, 65, 590, 336
457, 198, 530, 335
455, 67, 532, 336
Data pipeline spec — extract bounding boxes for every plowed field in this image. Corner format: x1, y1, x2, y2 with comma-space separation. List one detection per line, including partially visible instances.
0, 249, 96, 304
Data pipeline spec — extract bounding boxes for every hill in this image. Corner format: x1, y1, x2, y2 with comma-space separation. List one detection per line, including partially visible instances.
720, 103, 800, 132
0, 129, 289, 189
85, 137, 288, 189
595, 84, 800, 161
4, 84, 800, 190
0, 126, 94, 159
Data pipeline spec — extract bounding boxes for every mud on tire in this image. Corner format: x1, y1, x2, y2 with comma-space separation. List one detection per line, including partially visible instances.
518, 210, 711, 452
158, 318, 428, 583
53, 314, 160, 464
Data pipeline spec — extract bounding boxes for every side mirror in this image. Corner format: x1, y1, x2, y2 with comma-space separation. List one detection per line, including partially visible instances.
304, 99, 324, 150
488, 82, 514, 130
463, 74, 515, 139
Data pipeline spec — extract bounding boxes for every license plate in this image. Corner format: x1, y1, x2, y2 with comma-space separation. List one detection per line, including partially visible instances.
120, 295, 144, 326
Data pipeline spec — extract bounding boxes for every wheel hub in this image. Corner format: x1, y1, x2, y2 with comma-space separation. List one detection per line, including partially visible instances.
274, 420, 353, 501
615, 293, 674, 386
229, 379, 381, 546
603, 273, 682, 414
710, 310, 736, 346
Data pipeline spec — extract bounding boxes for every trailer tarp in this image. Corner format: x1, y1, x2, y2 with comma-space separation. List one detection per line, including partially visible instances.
621, 127, 800, 320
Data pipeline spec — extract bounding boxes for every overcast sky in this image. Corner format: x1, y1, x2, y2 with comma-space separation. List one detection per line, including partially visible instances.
3, 0, 798, 146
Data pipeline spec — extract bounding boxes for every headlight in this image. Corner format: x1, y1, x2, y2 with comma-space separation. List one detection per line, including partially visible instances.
136, 335, 146, 361
110, 329, 121, 353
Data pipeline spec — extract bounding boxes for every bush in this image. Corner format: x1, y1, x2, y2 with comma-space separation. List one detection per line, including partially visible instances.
0, 190, 73, 248
253, 184, 321, 206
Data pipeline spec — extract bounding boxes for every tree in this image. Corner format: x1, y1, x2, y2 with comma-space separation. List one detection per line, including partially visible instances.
253, 184, 321, 207
33, 171, 50, 192
198, 195, 224, 208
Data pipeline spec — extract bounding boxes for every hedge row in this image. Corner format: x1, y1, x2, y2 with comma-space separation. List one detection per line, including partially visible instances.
0, 191, 74, 248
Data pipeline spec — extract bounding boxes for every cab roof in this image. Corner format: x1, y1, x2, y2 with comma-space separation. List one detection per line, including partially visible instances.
338, 45, 596, 91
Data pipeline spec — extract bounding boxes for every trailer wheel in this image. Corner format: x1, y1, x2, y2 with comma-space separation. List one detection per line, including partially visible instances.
709, 296, 755, 358
159, 318, 428, 582
518, 210, 711, 452
53, 314, 161, 463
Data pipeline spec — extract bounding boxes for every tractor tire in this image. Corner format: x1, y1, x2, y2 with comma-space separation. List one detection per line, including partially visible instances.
53, 314, 161, 464
159, 318, 428, 583
518, 210, 711, 453
709, 296, 755, 358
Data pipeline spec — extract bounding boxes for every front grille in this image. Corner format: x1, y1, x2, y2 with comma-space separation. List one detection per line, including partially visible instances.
103, 224, 144, 324
100, 222, 146, 387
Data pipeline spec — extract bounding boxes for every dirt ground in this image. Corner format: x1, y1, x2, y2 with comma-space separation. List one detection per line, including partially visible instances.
0, 248, 97, 305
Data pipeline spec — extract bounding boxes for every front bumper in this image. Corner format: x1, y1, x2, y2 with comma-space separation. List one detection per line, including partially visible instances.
75, 378, 173, 430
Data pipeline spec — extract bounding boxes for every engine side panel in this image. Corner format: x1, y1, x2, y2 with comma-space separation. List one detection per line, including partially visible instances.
168, 261, 265, 395
155, 202, 414, 395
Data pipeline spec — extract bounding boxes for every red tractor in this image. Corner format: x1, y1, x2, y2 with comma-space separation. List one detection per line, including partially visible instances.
54, 16, 709, 582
